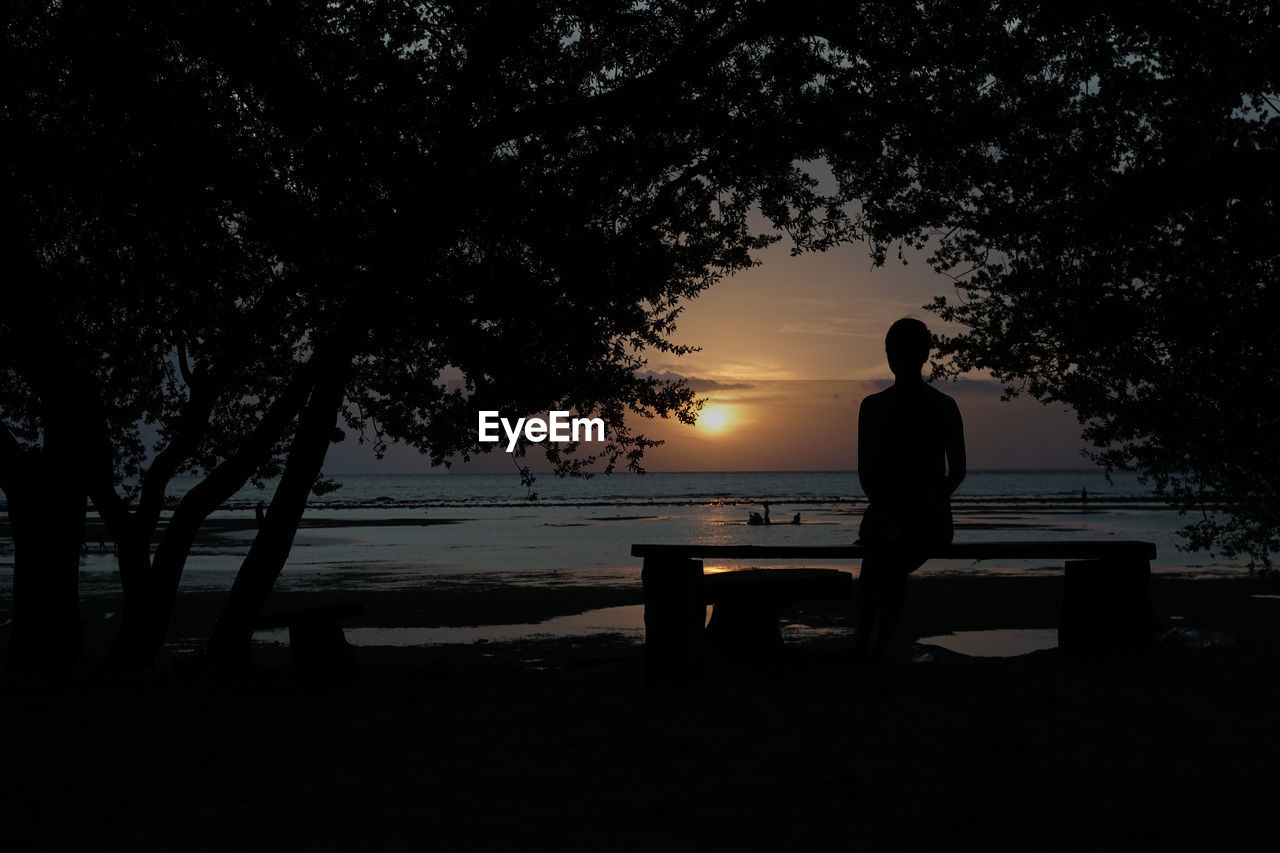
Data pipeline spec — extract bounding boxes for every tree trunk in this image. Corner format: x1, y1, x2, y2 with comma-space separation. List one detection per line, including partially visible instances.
5, 464, 86, 677
206, 371, 348, 668
4, 375, 93, 677
96, 351, 344, 673
99, 531, 169, 672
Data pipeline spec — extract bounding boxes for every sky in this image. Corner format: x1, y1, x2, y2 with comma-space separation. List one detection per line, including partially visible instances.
324, 236, 1093, 475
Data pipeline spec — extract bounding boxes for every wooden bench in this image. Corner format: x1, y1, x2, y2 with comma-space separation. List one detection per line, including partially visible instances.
254, 602, 364, 678
632, 541, 1158, 683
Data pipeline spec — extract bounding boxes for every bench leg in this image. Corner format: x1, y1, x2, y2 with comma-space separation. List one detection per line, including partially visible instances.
288, 620, 355, 681
642, 557, 704, 684
1059, 559, 1159, 655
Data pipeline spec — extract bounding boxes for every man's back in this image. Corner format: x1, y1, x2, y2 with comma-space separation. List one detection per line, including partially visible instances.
858, 381, 964, 544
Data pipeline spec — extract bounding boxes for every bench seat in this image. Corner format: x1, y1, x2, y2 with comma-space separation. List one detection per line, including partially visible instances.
633, 541, 1158, 561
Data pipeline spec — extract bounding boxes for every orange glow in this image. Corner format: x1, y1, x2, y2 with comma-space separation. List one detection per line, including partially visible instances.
698, 404, 733, 432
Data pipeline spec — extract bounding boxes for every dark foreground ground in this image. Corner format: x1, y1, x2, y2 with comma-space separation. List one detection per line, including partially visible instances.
4, 642, 1280, 850
4, 573, 1280, 850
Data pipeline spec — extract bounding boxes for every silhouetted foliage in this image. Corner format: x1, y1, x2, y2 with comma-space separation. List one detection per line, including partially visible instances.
3, 2, 319, 672
4, 0, 978, 671
852, 2, 1280, 567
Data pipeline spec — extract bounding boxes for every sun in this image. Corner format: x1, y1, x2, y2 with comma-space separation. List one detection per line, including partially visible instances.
698, 405, 731, 432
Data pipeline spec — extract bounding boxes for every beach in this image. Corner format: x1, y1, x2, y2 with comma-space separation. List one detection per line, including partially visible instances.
28, 468, 1265, 666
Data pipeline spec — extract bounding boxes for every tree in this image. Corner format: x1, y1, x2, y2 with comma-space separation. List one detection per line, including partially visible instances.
8, 0, 983, 673
862, 2, 1280, 567
204, 0, 916, 665
2, 1, 314, 673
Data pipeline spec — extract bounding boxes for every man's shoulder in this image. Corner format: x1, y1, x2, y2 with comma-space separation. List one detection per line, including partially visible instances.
862, 382, 959, 410
923, 382, 959, 404
860, 386, 892, 407
924, 384, 963, 420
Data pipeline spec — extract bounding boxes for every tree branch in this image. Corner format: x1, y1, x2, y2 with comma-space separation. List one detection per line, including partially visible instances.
165, 344, 342, 531
473, 2, 793, 146
0, 423, 28, 495
134, 380, 217, 534
176, 336, 196, 387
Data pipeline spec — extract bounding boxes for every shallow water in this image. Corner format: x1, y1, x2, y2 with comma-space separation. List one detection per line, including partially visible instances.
59, 494, 1253, 598
2, 471, 1263, 650
916, 628, 1059, 658
255, 606, 1064, 658
256, 604, 652, 647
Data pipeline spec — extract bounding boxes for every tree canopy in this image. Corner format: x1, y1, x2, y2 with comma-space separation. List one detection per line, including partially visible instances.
860, 1, 1280, 567
4, 0, 984, 672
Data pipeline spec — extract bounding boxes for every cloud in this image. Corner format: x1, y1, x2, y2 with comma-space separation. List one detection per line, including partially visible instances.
776, 296, 838, 310
775, 293, 950, 339
701, 361, 799, 381
777, 317, 880, 338
648, 359, 801, 381
636, 369, 757, 392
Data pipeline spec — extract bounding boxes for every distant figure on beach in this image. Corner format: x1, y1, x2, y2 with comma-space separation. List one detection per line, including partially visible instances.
763, 502, 771, 525
256, 500, 267, 527
791, 512, 801, 525
1081, 487, 1088, 510
748, 511, 764, 526
852, 318, 966, 663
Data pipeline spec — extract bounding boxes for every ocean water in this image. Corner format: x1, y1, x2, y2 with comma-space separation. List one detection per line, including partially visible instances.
1, 469, 1258, 653
18, 468, 1247, 598
215, 468, 1149, 508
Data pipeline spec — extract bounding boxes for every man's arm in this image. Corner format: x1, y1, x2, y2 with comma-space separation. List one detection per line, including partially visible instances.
943, 397, 966, 496
857, 396, 883, 503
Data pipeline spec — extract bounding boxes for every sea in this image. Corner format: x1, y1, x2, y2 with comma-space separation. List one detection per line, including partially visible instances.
0, 468, 1258, 653
45, 468, 1248, 597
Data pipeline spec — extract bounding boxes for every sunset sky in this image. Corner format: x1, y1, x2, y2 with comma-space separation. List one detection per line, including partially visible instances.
326, 236, 1092, 475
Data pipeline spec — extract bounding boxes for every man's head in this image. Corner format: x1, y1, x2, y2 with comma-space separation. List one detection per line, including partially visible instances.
885, 317, 931, 378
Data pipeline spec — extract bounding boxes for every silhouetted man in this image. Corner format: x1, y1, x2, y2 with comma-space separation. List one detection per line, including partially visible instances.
852, 318, 966, 662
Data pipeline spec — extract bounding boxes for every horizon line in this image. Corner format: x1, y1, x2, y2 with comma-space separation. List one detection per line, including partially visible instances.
317, 466, 1108, 476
